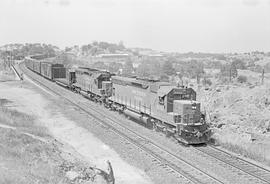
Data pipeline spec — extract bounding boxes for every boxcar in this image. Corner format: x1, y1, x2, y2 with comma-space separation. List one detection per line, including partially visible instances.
54, 68, 76, 87
40, 62, 66, 80
25, 57, 34, 71
33, 60, 41, 74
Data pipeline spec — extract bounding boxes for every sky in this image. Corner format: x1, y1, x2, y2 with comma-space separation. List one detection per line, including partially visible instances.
0, 0, 270, 53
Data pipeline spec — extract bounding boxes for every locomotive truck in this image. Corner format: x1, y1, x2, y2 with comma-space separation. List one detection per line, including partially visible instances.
24, 56, 211, 144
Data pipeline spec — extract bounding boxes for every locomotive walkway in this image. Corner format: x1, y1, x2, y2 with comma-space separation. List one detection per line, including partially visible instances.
19, 62, 270, 184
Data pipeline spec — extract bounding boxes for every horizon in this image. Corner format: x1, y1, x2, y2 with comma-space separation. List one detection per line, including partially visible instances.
1, 42, 269, 55
1, 0, 270, 53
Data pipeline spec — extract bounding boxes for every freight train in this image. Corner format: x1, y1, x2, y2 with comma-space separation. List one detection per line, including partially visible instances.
24, 55, 211, 144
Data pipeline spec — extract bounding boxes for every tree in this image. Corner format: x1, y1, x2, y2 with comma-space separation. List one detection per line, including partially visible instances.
57, 53, 74, 66
220, 63, 238, 81
185, 60, 204, 79
136, 63, 151, 77
231, 62, 238, 78
215, 54, 226, 60
162, 61, 175, 76
99, 42, 110, 50
89, 46, 98, 56
232, 59, 247, 69
237, 75, 247, 83
118, 41, 125, 50
81, 45, 89, 55
65, 47, 72, 52
136, 59, 162, 78
202, 78, 212, 86
122, 60, 134, 76
160, 74, 169, 82
92, 61, 106, 70
92, 41, 98, 46
108, 62, 122, 73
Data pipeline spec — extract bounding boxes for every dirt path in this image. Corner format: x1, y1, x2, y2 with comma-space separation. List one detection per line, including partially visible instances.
0, 81, 153, 184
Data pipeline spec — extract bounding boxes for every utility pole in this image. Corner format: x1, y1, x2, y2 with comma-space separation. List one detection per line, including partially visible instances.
262, 68, 265, 85
229, 66, 232, 82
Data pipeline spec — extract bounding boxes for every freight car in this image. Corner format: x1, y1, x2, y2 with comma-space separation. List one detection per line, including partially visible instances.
25, 56, 36, 71
25, 56, 66, 80
33, 60, 41, 74
25, 56, 41, 74
40, 62, 66, 80
54, 68, 76, 88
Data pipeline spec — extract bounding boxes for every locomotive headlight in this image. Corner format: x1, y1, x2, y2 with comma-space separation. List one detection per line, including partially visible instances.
191, 103, 197, 110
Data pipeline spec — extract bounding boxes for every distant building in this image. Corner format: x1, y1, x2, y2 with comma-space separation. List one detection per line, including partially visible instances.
97, 53, 129, 58
91, 53, 131, 64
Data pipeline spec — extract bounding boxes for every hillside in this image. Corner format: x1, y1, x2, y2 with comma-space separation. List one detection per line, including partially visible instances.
198, 70, 270, 165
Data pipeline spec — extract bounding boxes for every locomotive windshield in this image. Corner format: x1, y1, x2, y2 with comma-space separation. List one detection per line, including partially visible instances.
174, 93, 191, 100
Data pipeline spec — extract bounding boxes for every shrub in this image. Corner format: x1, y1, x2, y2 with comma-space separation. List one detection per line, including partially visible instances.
237, 75, 247, 83
203, 78, 212, 86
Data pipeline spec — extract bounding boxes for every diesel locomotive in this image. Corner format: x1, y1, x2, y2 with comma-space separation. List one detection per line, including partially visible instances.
25, 56, 211, 144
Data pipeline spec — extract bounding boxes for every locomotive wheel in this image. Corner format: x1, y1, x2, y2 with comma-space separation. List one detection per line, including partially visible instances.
146, 121, 153, 129
165, 128, 171, 137
153, 123, 159, 132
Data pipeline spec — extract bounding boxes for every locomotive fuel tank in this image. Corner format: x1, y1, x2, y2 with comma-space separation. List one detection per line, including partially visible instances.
123, 109, 151, 126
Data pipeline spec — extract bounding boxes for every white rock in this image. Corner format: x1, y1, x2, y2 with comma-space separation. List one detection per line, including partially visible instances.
66, 170, 79, 180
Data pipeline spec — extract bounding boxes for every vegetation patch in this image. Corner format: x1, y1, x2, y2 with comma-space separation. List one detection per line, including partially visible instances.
213, 132, 270, 167
0, 103, 111, 184
0, 103, 48, 138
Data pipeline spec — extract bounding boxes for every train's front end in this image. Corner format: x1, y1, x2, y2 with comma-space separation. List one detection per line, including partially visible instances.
173, 100, 211, 144
169, 87, 211, 144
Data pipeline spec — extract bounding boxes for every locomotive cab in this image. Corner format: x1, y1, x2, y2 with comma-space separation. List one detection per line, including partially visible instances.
157, 86, 210, 144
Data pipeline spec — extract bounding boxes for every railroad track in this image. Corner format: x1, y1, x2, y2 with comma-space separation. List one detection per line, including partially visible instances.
11, 64, 22, 80
19, 63, 224, 184
194, 145, 270, 184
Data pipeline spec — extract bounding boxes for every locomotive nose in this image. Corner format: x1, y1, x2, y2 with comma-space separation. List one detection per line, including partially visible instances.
195, 131, 203, 138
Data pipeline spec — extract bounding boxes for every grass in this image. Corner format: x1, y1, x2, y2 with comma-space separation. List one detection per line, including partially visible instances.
0, 101, 48, 137
0, 101, 70, 184
0, 61, 16, 81
0, 100, 107, 184
0, 129, 67, 184
215, 138, 270, 167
